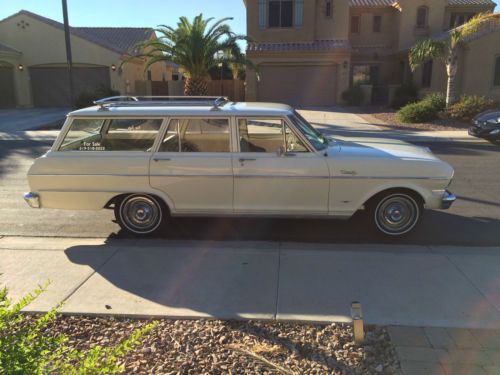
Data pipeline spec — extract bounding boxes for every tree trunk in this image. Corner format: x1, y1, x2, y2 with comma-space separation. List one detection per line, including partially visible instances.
445, 55, 459, 107
184, 77, 208, 96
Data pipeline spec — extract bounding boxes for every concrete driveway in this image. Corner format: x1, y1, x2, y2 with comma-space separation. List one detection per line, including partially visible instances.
0, 108, 68, 132
1, 237, 499, 329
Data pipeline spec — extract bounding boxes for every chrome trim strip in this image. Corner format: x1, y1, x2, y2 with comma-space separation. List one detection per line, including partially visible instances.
30, 173, 448, 180
30, 174, 148, 177
150, 174, 233, 178
235, 175, 330, 179
334, 176, 449, 180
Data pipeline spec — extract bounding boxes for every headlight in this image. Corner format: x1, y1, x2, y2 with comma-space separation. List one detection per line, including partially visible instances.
490, 128, 500, 135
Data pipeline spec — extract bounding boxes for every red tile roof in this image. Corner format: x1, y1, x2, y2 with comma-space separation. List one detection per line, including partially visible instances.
247, 40, 350, 52
349, 0, 495, 6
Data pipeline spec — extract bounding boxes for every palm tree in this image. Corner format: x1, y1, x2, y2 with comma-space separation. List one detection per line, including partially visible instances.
132, 14, 253, 96
409, 12, 500, 106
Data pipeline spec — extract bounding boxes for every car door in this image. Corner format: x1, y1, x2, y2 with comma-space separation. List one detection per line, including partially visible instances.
150, 117, 234, 214
233, 117, 330, 215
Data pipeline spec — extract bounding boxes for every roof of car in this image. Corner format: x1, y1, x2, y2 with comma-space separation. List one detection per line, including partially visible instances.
68, 101, 295, 118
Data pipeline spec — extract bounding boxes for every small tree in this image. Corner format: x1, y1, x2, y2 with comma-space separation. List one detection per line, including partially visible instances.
132, 14, 254, 96
409, 13, 500, 107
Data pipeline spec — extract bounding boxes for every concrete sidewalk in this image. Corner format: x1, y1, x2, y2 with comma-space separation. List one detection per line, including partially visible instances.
298, 108, 479, 143
1, 237, 499, 329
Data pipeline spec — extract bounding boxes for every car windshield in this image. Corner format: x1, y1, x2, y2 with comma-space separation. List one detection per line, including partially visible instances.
287, 111, 329, 151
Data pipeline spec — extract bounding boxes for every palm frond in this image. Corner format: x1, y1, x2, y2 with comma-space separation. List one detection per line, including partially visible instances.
409, 39, 446, 71
125, 14, 254, 81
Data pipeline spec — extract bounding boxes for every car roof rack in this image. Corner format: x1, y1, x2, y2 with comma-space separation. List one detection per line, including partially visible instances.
93, 96, 230, 111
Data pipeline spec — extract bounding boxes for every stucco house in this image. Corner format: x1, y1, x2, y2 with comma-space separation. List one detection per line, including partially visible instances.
244, 0, 500, 107
0, 10, 173, 108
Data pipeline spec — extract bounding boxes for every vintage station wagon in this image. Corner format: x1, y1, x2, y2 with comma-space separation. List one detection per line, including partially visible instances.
24, 96, 456, 236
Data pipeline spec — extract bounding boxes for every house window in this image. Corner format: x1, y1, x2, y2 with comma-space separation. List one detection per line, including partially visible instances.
422, 60, 433, 88
352, 65, 371, 85
269, 0, 294, 28
450, 13, 474, 28
351, 16, 360, 33
494, 56, 500, 86
373, 15, 382, 32
325, 0, 332, 18
416, 6, 428, 28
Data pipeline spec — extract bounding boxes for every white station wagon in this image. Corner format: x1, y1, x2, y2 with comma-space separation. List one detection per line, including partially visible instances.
24, 96, 456, 237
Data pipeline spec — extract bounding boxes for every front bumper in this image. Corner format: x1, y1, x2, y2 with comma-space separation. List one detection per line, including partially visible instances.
440, 190, 456, 209
469, 126, 500, 140
24, 192, 40, 208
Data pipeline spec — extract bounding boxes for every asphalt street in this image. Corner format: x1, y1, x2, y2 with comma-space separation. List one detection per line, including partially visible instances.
1, 137, 499, 246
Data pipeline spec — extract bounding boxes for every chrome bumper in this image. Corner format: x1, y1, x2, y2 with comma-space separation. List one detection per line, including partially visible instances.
24, 192, 40, 208
441, 190, 456, 209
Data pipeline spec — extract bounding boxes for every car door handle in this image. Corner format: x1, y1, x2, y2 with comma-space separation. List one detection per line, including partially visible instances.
239, 158, 256, 163
153, 157, 171, 162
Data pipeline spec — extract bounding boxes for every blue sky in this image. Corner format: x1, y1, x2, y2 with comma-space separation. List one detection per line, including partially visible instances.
0, 0, 247, 35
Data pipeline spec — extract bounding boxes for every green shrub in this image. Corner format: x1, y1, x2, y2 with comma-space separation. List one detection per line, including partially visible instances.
422, 92, 446, 112
396, 101, 437, 123
0, 281, 155, 374
341, 85, 365, 106
396, 92, 446, 123
74, 86, 120, 109
391, 83, 419, 109
446, 95, 497, 122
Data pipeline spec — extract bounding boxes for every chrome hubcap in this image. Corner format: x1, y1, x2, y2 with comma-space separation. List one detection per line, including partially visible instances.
376, 195, 419, 235
120, 196, 161, 233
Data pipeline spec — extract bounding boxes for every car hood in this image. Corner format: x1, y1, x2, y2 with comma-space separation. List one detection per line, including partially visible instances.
330, 137, 440, 162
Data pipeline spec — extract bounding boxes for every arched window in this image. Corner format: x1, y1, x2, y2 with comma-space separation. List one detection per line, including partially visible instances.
325, 0, 332, 18
416, 6, 428, 28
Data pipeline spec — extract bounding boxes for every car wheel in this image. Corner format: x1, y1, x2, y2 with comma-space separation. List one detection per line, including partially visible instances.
371, 192, 422, 236
115, 194, 165, 236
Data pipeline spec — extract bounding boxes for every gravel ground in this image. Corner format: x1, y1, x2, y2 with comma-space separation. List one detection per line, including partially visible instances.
35, 315, 401, 375
359, 111, 470, 131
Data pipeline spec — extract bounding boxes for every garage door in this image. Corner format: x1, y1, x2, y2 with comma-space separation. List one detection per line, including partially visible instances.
30, 66, 110, 107
0, 64, 16, 108
258, 64, 337, 107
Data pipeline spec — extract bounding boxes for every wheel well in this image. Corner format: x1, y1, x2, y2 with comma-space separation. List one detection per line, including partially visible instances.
365, 188, 424, 209
104, 193, 170, 213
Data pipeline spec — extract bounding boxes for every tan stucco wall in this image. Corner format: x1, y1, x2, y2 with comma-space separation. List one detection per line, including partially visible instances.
314, 0, 349, 40
349, 7, 399, 49
460, 31, 500, 100
0, 13, 170, 107
395, 0, 448, 51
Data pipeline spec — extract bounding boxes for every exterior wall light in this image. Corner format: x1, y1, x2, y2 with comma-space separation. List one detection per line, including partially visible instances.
111, 64, 117, 71
18, 64, 24, 71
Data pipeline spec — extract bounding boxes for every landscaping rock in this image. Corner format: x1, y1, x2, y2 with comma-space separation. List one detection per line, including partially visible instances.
36, 315, 400, 374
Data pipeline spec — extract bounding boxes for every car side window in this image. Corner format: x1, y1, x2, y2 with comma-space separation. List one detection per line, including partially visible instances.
59, 119, 105, 151
59, 118, 162, 152
239, 118, 308, 153
159, 118, 230, 152
239, 118, 283, 153
285, 125, 308, 153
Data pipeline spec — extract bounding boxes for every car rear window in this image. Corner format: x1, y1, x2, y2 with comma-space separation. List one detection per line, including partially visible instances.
59, 118, 162, 152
